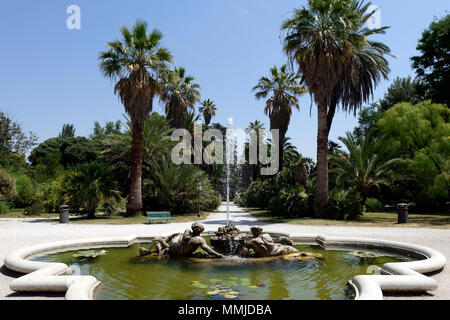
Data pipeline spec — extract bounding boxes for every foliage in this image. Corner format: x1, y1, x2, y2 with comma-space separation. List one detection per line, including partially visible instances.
161, 66, 201, 128
199, 99, 217, 126
143, 162, 221, 214
29, 137, 98, 168
365, 198, 383, 212
330, 131, 403, 204
0, 169, 17, 200
268, 185, 310, 217
35, 178, 65, 213
378, 101, 449, 206
99, 19, 173, 216
354, 77, 424, 139
0, 112, 37, 164
326, 188, 362, 220
411, 14, 450, 106
23, 201, 45, 216
253, 65, 305, 171
282, 0, 391, 217
59, 124, 76, 139
238, 180, 277, 209
62, 162, 122, 218
11, 173, 36, 208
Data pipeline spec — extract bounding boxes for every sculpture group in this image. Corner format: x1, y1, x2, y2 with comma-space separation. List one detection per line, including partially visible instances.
139, 223, 318, 260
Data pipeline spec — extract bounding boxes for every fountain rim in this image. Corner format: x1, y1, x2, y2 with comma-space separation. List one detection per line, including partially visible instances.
4, 231, 446, 300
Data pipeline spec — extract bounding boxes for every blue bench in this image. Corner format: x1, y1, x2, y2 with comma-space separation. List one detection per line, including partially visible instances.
146, 211, 172, 224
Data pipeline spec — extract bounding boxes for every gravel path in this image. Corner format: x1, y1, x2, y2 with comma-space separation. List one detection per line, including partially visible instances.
1, 202, 448, 300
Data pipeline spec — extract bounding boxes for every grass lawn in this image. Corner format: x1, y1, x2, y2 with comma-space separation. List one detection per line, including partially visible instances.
59, 211, 211, 225
245, 208, 450, 229
0, 209, 212, 224
0, 209, 59, 218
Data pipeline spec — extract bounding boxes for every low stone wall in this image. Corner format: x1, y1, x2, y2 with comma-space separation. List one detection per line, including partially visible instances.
3, 232, 446, 300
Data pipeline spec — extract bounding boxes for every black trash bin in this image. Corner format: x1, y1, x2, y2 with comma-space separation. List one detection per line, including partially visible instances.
59, 205, 70, 224
397, 203, 408, 224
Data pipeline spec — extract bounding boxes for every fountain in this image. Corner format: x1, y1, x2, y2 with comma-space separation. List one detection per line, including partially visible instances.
138, 223, 321, 261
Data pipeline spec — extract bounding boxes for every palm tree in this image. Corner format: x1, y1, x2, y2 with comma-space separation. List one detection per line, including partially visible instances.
253, 65, 305, 173
282, 0, 391, 217
99, 20, 172, 216
330, 131, 401, 206
199, 99, 217, 126
161, 66, 201, 129
64, 162, 122, 218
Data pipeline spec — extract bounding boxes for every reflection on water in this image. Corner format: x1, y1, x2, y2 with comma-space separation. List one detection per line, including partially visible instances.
33, 243, 409, 300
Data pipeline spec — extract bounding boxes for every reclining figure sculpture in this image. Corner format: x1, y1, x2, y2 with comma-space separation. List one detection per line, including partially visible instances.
139, 222, 225, 258
240, 226, 301, 258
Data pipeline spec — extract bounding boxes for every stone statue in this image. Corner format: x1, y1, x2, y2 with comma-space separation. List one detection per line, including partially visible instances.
210, 225, 248, 255
240, 226, 300, 257
139, 223, 225, 258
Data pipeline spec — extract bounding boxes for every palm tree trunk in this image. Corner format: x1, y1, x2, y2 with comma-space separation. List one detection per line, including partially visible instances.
127, 122, 143, 216
279, 131, 286, 174
314, 103, 329, 218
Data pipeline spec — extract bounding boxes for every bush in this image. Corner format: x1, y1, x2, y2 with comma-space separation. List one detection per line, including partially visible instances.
12, 174, 36, 208
24, 201, 45, 216
0, 201, 10, 215
326, 188, 363, 220
143, 162, 221, 215
0, 169, 17, 200
365, 198, 383, 212
240, 180, 277, 209
268, 185, 310, 217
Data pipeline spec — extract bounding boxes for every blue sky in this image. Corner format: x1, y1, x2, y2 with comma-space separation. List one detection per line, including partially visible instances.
0, 0, 448, 160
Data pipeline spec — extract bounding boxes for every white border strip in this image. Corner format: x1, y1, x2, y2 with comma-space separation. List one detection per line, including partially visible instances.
3, 232, 446, 300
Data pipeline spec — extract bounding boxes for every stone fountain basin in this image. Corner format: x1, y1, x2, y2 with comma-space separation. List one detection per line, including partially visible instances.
3, 231, 446, 300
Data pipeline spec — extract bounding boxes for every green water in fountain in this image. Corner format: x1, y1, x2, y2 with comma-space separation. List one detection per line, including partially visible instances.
32, 242, 411, 300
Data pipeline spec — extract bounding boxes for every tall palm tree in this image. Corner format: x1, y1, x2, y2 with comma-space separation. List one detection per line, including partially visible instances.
199, 99, 217, 126
253, 65, 305, 173
99, 20, 172, 216
330, 131, 402, 206
282, 0, 391, 217
161, 66, 201, 129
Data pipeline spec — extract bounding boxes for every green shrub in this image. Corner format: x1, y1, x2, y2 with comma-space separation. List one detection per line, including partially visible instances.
268, 185, 310, 217
12, 174, 36, 208
0, 201, 10, 215
326, 188, 362, 220
365, 198, 383, 212
0, 169, 17, 200
24, 201, 45, 216
240, 180, 277, 209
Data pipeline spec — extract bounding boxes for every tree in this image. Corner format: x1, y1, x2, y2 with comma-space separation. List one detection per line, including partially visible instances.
354, 77, 423, 138
63, 162, 122, 218
91, 120, 122, 138
199, 99, 217, 126
161, 66, 201, 129
29, 137, 98, 168
378, 101, 449, 206
330, 131, 401, 206
101, 113, 174, 175
411, 14, 450, 106
282, 0, 391, 217
0, 169, 17, 200
253, 65, 305, 173
99, 20, 173, 216
0, 112, 37, 162
59, 124, 76, 138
